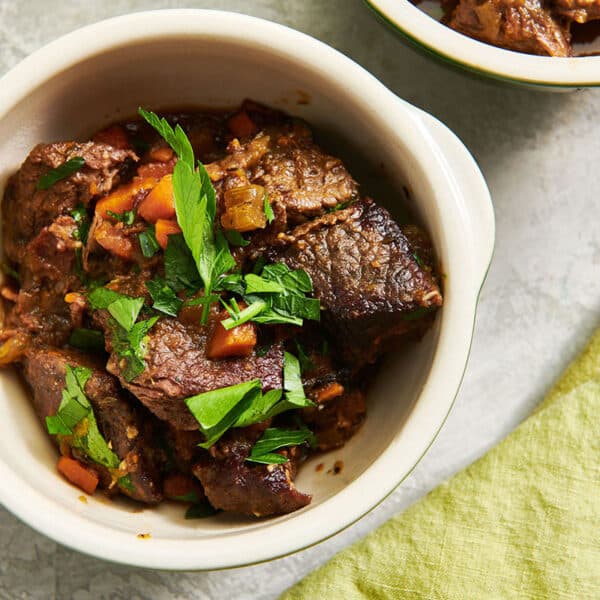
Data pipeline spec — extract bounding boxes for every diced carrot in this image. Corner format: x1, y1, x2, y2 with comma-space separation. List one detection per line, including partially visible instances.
227, 111, 258, 138
163, 473, 205, 502
148, 146, 174, 162
57, 456, 99, 495
314, 382, 345, 403
207, 314, 257, 359
93, 125, 130, 150
137, 174, 176, 223
155, 218, 182, 249
95, 177, 157, 220
137, 160, 176, 179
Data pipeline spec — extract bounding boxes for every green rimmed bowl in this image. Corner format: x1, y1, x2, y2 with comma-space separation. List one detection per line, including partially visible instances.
366, 0, 600, 89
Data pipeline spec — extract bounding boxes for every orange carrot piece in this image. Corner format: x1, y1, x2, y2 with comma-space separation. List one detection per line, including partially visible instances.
207, 316, 257, 360
57, 456, 99, 495
154, 218, 182, 250
95, 178, 157, 220
314, 382, 345, 403
227, 111, 258, 138
137, 174, 176, 223
93, 125, 130, 150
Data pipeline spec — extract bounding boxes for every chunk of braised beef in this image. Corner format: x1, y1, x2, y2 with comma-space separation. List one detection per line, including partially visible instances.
22, 346, 163, 504
301, 389, 367, 452
2, 142, 136, 264
270, 199, 442, 365
446, 0, 572, 56
5, 216, 82, 346
192, 424, 311, 517
97, 316, 284, 430
553, 0, 600, 23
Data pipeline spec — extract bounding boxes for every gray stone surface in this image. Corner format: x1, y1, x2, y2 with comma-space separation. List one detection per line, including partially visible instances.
1, 0, 599, 598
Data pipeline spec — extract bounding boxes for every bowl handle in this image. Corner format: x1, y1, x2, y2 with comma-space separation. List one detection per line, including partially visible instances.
412, 107, 495, 288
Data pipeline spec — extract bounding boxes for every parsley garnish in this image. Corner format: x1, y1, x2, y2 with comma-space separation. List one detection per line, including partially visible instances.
219, 263, 320, 330
224, 229, 250, 247
263, 192, 275, 224
36, 156, 86, 191
246, 426, 316, 465
71, 205, 90, 244
68, 328, 105, 352
138, 226, 160, 258
88, 287, 158, 381
46, 365, 120, 469
106, 209, 136, 226
184, 351, 314, 448
139, 108, 235, 324
146, 278, 183, 317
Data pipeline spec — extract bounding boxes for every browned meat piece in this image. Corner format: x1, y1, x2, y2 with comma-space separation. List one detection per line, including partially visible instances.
22, 346, 163, 504
2, 141, 135, 264
553, 0, 600, 23
270, 199, 442, 364
6, 216, 82, 346
98, 316, 284, 430
446, 0, 571, 56
301, 390, 367, 452
193, 425, 311, 516
207, 129, 359, 227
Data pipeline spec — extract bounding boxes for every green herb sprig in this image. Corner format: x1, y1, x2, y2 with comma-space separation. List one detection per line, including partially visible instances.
37, 156, 86, 191
184, 351, 314, 449
246, 425, 316, 465
46, 365, 119, 468
88, 287, 158, 381
218, 262, 320, 330
138, 108, 235, 324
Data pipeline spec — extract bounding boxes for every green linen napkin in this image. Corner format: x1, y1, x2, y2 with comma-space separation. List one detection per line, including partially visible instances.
282, 330, 600, 599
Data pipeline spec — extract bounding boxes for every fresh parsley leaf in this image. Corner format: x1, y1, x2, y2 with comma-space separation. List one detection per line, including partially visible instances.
185, 502, 218, 519
110, 315, 159, 382
106, 209, 136, 226
164, 233, 202, 292
295, 341, 315, 373
216, 273, 245, 296
146, 278, 183, 317
224, 230, 250, 247
246, 426, 316, 465
36, 156, 86, 191
233, 389, 282, 428
221, 299, 267, 331
87, 287, 124, 310
71, 205, 90, 244
46, 365, 121, 470
88, 287, 158, 381
139, 108, 235, 323
138, 225, 160, 258
265, 351, 314, 419
138, 108, 194, 167
263, 192, 275, 224
68, 328, 105, 352
244, 273, 285, 295
251, 309, 303, 327
107, 296, 145, 331
186, 379, 262, 432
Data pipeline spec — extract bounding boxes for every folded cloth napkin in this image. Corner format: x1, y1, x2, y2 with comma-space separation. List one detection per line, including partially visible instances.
282, 330, 600, 599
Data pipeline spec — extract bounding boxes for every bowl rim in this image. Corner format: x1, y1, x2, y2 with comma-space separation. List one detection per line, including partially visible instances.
365, 0, 600, 87
0, 8, 494, 570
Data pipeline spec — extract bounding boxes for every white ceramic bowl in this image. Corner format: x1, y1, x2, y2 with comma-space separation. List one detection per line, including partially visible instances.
0, 10, 494, 569
367, 0, 600, 89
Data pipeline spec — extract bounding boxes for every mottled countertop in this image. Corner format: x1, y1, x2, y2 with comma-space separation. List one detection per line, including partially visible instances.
1, 1, 599, 598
